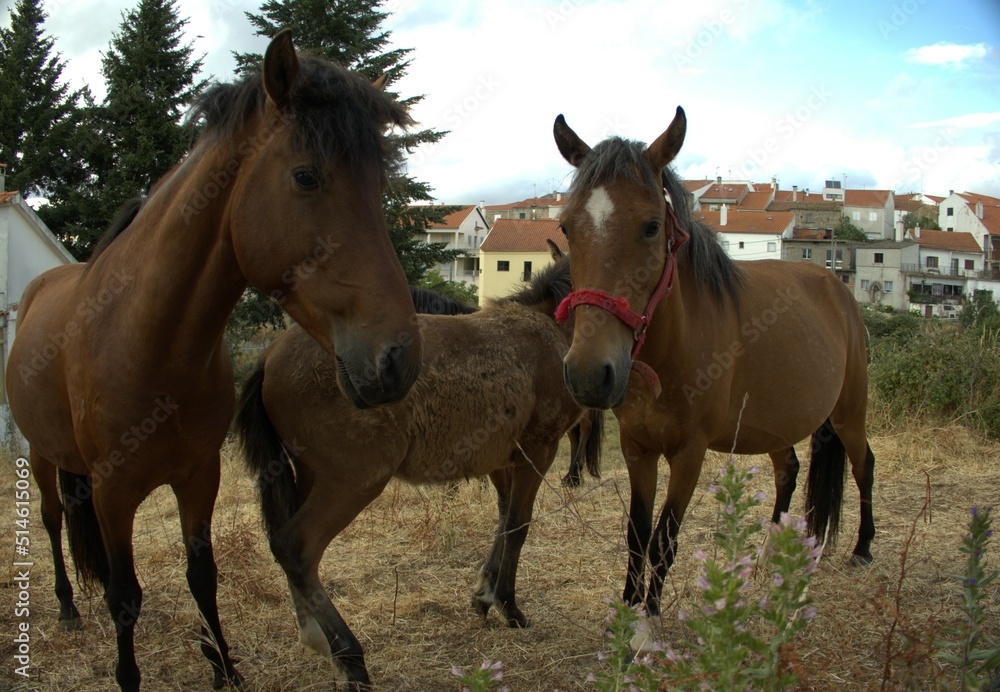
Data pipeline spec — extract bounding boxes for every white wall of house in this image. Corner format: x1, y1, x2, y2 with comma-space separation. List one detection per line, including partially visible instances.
937, 193, 992, 254
424, 206, 489, 284
0, 193, 77, 440
853, 243, 918, 311
717, 233, 785, 261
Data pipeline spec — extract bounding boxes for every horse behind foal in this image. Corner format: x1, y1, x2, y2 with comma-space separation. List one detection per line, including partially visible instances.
236, 254, 601, 688
5, 31, 420, 691
552, 109, 875, 616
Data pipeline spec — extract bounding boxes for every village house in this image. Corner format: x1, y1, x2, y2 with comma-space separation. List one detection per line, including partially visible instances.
693, 207, 794, 261
478, 218, 566, 304
936, 191, 1000, 274
419, 204, 490, 285
843, 189, 895, 241
853, 240, 918, 311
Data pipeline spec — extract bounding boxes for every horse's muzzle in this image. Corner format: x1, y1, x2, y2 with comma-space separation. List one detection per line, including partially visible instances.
336, 341, 422, 408
562, 354, 628, 410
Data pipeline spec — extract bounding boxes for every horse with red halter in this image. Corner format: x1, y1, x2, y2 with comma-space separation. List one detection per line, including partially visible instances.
235, 249, 603, 689
5, 31, 421, 690
551, 107, 875, 616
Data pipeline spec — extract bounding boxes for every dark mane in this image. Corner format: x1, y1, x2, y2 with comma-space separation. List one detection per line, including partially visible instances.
568, 137, 743, 303
502, 254, 572, 308
187, 54, 411, 170
409, 286, 477, 315
88, 197, 145, 263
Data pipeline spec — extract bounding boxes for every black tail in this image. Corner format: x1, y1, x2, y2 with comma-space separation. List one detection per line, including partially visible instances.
57, 470, 110, 591
806, 418, 847, 545
583, 409, 605, 479
234, 357, 300, 541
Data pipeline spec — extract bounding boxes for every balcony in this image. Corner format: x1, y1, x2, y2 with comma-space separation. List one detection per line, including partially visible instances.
900, 263, 975, 278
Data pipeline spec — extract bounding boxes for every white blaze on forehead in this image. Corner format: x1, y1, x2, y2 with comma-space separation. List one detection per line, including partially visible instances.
584, 186, 615, 238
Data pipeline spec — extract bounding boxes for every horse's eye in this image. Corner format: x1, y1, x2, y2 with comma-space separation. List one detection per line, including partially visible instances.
294, 169, 319, 190
644, 220, 661, 238
559, 224, 569, 237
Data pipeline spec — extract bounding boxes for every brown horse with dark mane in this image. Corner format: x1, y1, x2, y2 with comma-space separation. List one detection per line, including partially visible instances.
551, 108, 875, 616
5, 31, 421, 690
235, 248, 603, 688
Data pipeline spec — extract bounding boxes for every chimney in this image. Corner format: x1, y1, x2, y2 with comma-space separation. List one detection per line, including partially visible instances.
792, 185, 798, 202
771, 176, 777, 190
977, 200, 984, 219
0, 163, 6, 193
716, 175, 722, 184
949, 189, 954, 196
720, 203, 728, 226
914, 224, 921, 239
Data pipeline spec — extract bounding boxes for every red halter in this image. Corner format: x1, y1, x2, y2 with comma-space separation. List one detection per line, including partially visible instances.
555, 193, 689, 397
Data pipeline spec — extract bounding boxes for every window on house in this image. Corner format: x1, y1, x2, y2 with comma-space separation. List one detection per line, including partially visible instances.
802, 248, 812, 259
497, 260, 510, 272
884, 280, 893, 292
522, 261, 532, 281
869, 212, 878, 222
947, 227, 954, 232
965, 259, 976, 270
926, 256, 939, 269
804, 213, 814, 223
738, 241, 745, 249
518, 212, 526, 219
874, 253, 884, 264
861, 279, 869, 290
852, 211, 861, 221
946, 207, 954, 216
767, 241, 777, 252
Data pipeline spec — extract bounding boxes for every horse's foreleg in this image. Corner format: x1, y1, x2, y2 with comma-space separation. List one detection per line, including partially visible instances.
834, 423, 876, 566
646, 446, 705, 617
270, 483, 385, 689
172, 457, 243, 689
33, 452, 81, 629
487, 451, 550, 628
768, 447, 800, 523
621, 445, 660, 609
474, 468, 512, 619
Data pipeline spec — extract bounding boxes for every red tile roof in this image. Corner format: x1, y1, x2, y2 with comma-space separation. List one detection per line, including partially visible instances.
694, 210, 795, 235
771, 190, 825, 204
959, 191, 1000, 207
486, 194, 566, 211
980, 206, 1000, 233
698, 183, 747, 201
480, 219, 567, 253
738, 189, 774, 210
915, 230, 983, 253
427, 205, 478, 229
681, 179, 713, 192
0, 190, 18, 205
844, 189, 892, 208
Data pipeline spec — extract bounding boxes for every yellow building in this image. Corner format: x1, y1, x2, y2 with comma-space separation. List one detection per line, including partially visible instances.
478, 218, 567, 304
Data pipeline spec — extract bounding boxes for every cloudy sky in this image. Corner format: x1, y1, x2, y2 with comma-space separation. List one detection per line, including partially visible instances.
6, 0, 1000, 204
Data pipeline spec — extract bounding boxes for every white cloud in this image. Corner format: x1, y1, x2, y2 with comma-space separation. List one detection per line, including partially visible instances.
904, 42, 989, 66
910, 112, 1000, 129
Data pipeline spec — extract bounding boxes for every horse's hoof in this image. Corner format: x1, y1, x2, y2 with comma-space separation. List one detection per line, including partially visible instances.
472, 595, 491, 618
506, 614, 531, 629
561, 474, 581, 488
849, 552, 873, 568
59, 617, 83, 632
213, 667, 244, 689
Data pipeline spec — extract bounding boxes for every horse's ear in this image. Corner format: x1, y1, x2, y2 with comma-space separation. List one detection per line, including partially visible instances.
371, 74, 389, 92
644, 106, 687, 173
554, 114, 591, 168
263, 28, 299, 108
547, 238, 564, 261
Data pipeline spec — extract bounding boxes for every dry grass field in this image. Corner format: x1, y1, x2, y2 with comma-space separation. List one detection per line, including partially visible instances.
1, 418, 998, 690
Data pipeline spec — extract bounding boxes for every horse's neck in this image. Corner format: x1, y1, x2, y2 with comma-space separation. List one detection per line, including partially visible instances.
95, 140, 248, 367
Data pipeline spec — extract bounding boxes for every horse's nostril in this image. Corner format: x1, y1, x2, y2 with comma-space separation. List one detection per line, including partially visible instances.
601, 361, 616, 391
378, 344, 403, 390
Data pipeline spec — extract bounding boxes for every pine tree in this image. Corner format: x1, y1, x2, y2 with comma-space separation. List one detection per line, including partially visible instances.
99, 0, 204, 211
0, 0, 88, 198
